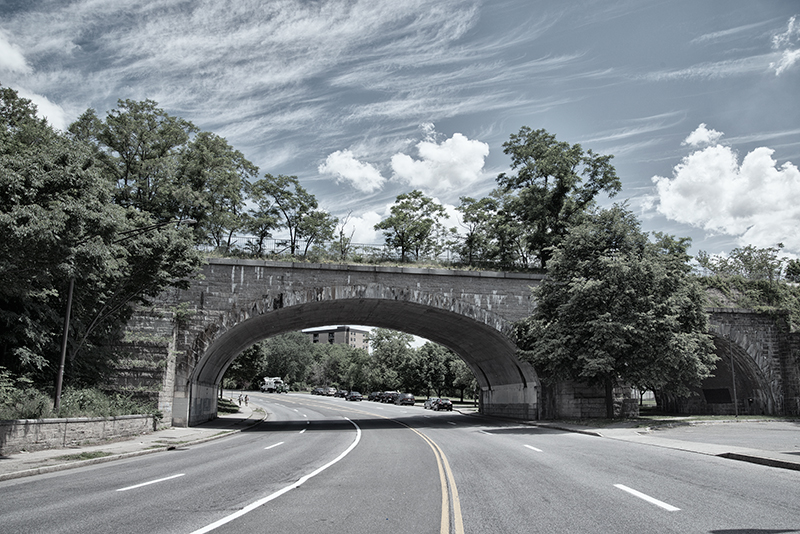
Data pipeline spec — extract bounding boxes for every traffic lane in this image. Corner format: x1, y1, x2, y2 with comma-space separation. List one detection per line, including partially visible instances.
426, 420, 799, 533
0, 409, 358, 534
206, 415, 444, 534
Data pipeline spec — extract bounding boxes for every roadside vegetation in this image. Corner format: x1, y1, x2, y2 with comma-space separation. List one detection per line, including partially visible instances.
0, 367, 158, 420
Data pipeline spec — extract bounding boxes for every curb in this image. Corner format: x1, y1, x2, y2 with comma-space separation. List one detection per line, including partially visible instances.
716, 452, 800, 472
0, 409, 268, 483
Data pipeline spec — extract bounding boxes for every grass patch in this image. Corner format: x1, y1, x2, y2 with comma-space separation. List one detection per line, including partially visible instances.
53, 451, 114, 461
217, 397, 239, 414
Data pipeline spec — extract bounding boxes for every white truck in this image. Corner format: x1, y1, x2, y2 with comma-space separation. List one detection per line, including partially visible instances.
260, 377, 286, 393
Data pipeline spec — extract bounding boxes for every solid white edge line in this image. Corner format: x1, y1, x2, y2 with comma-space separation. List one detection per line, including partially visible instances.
264, 442, 285, 450
116, 473, 185, 492
524, 445, 542, 452
190, 418, 362, 534
614, 484, 680, 511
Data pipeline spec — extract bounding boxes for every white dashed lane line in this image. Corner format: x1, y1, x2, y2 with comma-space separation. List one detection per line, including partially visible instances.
116, 474, 185, 492
614, 484, 680, 512
264, 442, 284, 450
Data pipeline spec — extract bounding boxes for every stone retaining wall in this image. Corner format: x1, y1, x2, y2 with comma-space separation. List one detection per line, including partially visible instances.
0, 415, 155, 455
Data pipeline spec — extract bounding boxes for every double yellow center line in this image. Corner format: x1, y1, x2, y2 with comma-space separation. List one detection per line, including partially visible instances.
268, 396, 465, 534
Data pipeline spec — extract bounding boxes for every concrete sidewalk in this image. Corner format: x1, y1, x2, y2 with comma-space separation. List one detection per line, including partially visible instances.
0, 403, 266, 482
535, 419, 800, 472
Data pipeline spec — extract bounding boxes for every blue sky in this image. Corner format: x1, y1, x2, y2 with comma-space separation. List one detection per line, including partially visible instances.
2, 0, 799, 259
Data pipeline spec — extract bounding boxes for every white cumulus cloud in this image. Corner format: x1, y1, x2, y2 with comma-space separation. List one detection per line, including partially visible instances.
652, 126, 800, 252
318, 149, 386, 193
390, 131, 489, 194
682, 123, 723, 147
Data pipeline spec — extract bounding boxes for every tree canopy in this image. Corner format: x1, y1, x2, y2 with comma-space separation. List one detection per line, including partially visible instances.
495, 127, 622, 270
1, 87, 204, 388
375, 190, 449, 262
514, 205, 716, 417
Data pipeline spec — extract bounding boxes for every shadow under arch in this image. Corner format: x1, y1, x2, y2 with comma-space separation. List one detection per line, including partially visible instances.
708, 333, 777, 414
662, 332, 777, 415
179, 289, 539, 426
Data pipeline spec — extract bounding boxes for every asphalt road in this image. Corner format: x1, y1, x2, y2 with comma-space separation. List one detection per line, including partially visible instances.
0, 393, 797, 533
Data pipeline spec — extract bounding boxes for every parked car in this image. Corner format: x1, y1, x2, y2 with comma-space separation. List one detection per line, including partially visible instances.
311, 387, 326, 395
395, 393, 416, 406
334, 389, 348, 398
381, 391, 400, 403
326, 387, 336, 396
368, 391, 382, 401
433, 398, 453, 411
424, 397, 439, 409
345, 391, 363, 401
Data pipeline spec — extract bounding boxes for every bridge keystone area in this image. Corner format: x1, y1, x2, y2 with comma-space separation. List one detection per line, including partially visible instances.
117, 259, 800, 426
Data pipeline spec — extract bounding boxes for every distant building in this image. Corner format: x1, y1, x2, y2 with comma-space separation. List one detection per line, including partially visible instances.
304, 326, 369, 351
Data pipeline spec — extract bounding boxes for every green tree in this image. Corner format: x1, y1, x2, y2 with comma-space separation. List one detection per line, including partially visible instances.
229, 332, 315, 389
696, 244, 786, 281
451, 357, 477, 402
417, 342, 451, 395
243, 179, 282, 257
497, 127, 621, 269
368, 328, 414, 390
0, 87, 203, 388
70, 100, 257, 248
456, 196, 499, 266
255, 174, 336, 257
786, 259, 800, 283
515, 205, 716, 418
375, 190, 447, 262
341, 346, 372, 393
298, 209, 338, 258
72, 100, 197, 216
174, 131, 257, 248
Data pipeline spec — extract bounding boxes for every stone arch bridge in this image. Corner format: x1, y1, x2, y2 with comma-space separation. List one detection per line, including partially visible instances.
120, 259, 800, 426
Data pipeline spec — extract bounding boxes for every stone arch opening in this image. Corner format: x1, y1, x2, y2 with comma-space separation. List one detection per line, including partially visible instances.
662, 334, 776, 415
175, 287, 539, 426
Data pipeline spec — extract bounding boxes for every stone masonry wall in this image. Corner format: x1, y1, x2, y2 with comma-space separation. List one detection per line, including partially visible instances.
780, 332, 800, 415
708, 309, 788, 414
0, 415, 155, 455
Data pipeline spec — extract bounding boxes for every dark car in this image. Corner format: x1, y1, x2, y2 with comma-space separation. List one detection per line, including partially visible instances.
311, 387, 326, 396
395, 393, 416, 406
424, 397, 439, 409
381, 391, 400, 403
433, 398, 453, 411
334, 389, 348, 398
345, 391, 363, 401
368, 391, 382, 401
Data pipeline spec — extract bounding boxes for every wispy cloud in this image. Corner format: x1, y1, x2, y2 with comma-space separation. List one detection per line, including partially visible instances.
642, 55, 774, 81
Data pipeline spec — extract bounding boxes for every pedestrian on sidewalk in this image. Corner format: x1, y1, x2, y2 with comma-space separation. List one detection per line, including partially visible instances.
244, 395, 249, 406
